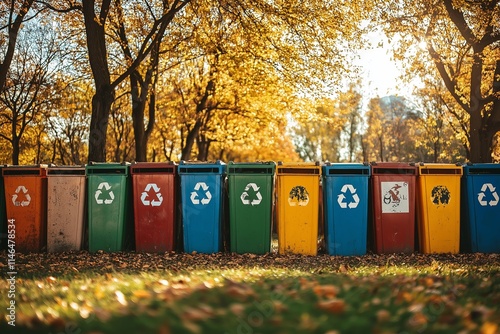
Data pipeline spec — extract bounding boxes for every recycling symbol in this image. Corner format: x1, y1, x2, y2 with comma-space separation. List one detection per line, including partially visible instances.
12, 185, 31, 207
337, 184, 359, 209
190, 182, 212, 205
477, 183, 499, 207
141, 183, 163, 207
240, 183, 262, 206
94, 182, 115, 205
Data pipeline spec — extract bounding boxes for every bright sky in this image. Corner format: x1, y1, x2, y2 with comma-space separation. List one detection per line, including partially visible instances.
354, 30, 412, 100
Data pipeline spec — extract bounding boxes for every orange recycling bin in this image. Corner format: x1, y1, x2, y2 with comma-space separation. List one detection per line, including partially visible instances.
46, 166, 86, 252
417, 163, 462, 253
2, 165, 48, 252
131, 162, 178, 252
276, 162, 321, 255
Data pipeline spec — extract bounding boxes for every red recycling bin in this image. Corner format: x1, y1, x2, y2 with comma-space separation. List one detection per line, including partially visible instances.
131, 162, 177, 252
371, 162, 417, 254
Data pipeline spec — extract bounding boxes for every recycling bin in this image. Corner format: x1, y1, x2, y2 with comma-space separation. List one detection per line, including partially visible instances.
322, 163, 370, 256
417, 163, 462, 254
276, 162, 321, 255
131, 162, 177, 253
47, 165, 86, 252
227, 161, 275, 254
179, 161, 226, 253
0, 165, 6, 250
371, 162, 417, 254
461, 163, 500, 253
86, 162, 132, 252
2, 165, 48, 252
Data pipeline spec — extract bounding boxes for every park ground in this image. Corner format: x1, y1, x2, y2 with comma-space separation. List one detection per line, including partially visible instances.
0, 250, 499, 334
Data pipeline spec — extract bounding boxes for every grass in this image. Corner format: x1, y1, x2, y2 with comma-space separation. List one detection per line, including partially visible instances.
0, 251, 499, 334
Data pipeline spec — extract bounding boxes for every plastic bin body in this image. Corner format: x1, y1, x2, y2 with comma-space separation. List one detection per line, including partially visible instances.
417, 163, 462, 254
322, 163, 370, 256
2, 165, 47, 252
228, 162, 275, 254
179, 161, 225, 254
131, 162, 177, 252
47, 166, 86, 252
276, 162, 321, 255
461, 163, 500, 253
86, 163, 131, 252
371, 163, 417, 254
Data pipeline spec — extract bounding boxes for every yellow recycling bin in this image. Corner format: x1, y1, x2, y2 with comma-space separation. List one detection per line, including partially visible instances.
417, 163, 462, 253
276, 162, 321, 255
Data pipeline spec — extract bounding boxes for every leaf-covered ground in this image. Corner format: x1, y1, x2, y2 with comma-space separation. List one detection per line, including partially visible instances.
0, 251, 499, 334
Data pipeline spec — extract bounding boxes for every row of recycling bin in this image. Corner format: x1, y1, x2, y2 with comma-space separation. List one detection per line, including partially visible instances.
0, 161, 499, 255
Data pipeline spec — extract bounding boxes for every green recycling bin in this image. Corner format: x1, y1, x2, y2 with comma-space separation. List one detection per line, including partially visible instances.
227, 162, 275, 254
86, 162, 132, 252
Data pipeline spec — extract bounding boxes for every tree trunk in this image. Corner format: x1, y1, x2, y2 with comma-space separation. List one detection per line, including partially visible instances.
88, 85, 114, 162
181, 119, 203, 160
12, 138, 20, 165
469, 52, 489, 162
485, 60, 500, 162
83, 0, 113, 163
131, 71, 156, 162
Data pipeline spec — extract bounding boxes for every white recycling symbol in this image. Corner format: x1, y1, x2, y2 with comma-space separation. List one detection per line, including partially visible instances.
140, 183, 163, 207
190, 182, 212, 205
95, 182, 115, 205
337, 184, 360, 209
12, 185, 31, 207
240, 183, 263, 206
477, 183, 499, 207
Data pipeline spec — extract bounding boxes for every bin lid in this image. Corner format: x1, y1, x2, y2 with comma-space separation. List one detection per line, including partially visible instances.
178, 160, 226, 175
47, 165, 86, 176
2, 164, 48, 177
130, 162, 177, 175
227, 161, 275, 175
463, 163, 500, 175
322, 163, 370, 176
85, 162, 130, 175
370, 162, 417, 175
276, 161, 321, 175
418, 163, 463, 176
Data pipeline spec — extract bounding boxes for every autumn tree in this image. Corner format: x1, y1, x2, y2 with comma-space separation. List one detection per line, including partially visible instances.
0, 0, 35, 92
412, 79, 467, 162
373, 0, 500, 162
293, 100, 344, 162
46, 79, 92, 165
363, 96, 419, 162
0, 17, 63, 164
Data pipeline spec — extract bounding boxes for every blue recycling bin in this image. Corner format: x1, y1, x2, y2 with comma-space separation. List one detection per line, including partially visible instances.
179, 161, 226, 253
461, 163, 500, 253
322, 163, 370, 256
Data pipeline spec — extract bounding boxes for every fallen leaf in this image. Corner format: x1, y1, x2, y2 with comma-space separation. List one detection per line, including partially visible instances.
313, 284, 339, 299
229, 303, 246, 316
480, 322, 498, 334
115, 291, 128, 306
408, 312, 427, 330
376, 309, 391, 323
133, 289, 152, 299
317, 298, 346, 314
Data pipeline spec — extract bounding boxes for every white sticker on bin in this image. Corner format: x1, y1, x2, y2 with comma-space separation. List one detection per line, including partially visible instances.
381, 182, 409, 213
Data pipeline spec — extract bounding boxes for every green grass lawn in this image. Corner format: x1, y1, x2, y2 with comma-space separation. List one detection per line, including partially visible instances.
0, 251, 499, 334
